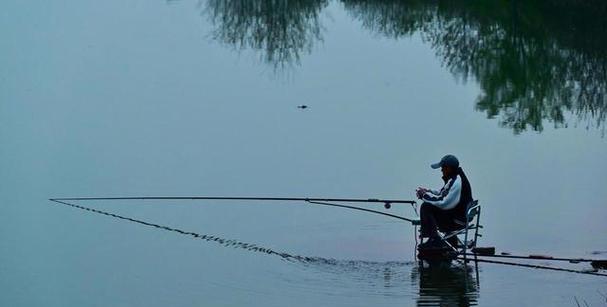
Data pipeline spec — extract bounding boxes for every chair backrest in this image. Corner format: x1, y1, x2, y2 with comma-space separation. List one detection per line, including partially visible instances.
466, 200, 480, 222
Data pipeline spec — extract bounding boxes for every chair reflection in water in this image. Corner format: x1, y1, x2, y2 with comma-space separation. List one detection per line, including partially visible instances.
412, 261, 480, 307
413, 200, 482, 306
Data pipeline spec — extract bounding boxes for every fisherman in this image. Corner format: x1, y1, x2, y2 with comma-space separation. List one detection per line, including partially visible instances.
416, 154, 473, 248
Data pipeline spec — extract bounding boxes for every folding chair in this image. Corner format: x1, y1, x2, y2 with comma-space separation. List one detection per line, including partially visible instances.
415, 200, 482, 261
441, 200, 482, 257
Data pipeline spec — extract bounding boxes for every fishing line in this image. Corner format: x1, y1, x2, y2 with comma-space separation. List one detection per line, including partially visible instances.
305, 200, 415, 222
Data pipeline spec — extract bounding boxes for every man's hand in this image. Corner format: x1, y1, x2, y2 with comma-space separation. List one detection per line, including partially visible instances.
415, 187, 428, 199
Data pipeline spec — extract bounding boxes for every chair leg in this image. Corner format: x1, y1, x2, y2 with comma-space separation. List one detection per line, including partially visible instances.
464, 227, 468, 261
474, 207, 481, 247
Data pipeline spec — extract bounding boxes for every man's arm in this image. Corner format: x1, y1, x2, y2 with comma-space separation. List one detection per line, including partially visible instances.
416, 187, 441, 197
421, 176, 462, 210
426, 188, 442, 195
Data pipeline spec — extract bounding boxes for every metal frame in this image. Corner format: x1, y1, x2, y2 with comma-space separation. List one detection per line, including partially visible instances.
440, 200, 482, 259
416, 200, 483, 261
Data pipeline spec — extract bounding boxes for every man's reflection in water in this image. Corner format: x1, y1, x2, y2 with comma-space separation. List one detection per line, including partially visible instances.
411, 262, 479, 307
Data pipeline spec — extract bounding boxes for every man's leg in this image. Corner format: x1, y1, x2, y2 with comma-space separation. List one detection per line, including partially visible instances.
436, 210, 463, 247
419, 203, 440, 239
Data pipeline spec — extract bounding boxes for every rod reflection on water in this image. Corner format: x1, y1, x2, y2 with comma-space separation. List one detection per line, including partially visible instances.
199, 0, 606, 134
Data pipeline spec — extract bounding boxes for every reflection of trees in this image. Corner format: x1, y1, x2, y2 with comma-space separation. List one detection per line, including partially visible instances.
201, 0, 606, 133
204, 0, 328, 68
343, 0, 436, 39
411, 262, 479, 307
343, 0, 607, 134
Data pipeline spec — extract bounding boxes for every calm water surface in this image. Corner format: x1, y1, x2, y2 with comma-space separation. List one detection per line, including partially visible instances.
1, 0, 606, 306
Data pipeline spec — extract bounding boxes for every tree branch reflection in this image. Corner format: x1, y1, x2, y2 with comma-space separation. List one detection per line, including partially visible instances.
343, 0, 606, 134
203, 0, 328, 69
200, 0, 606, 134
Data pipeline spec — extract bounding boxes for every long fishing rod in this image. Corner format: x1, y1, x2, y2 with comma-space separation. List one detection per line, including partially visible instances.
49, 196, 419, 223
48, 198, 606, 276
464, 252, 606, 264
49, 196, 416, 206
458, 257, 607, 277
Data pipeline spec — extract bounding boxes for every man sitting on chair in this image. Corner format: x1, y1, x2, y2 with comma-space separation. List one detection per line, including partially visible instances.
416, 154, 473, 249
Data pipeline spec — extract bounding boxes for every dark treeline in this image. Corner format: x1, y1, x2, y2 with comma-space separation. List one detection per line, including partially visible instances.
202, 0, 606, 134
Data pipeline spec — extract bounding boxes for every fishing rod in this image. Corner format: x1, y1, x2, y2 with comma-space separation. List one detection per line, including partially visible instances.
463, 252, 606, 264
458, 257, 607, 277
49, 196, 419, 223
49, 198, 606, 276
50, 196, 416, 206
